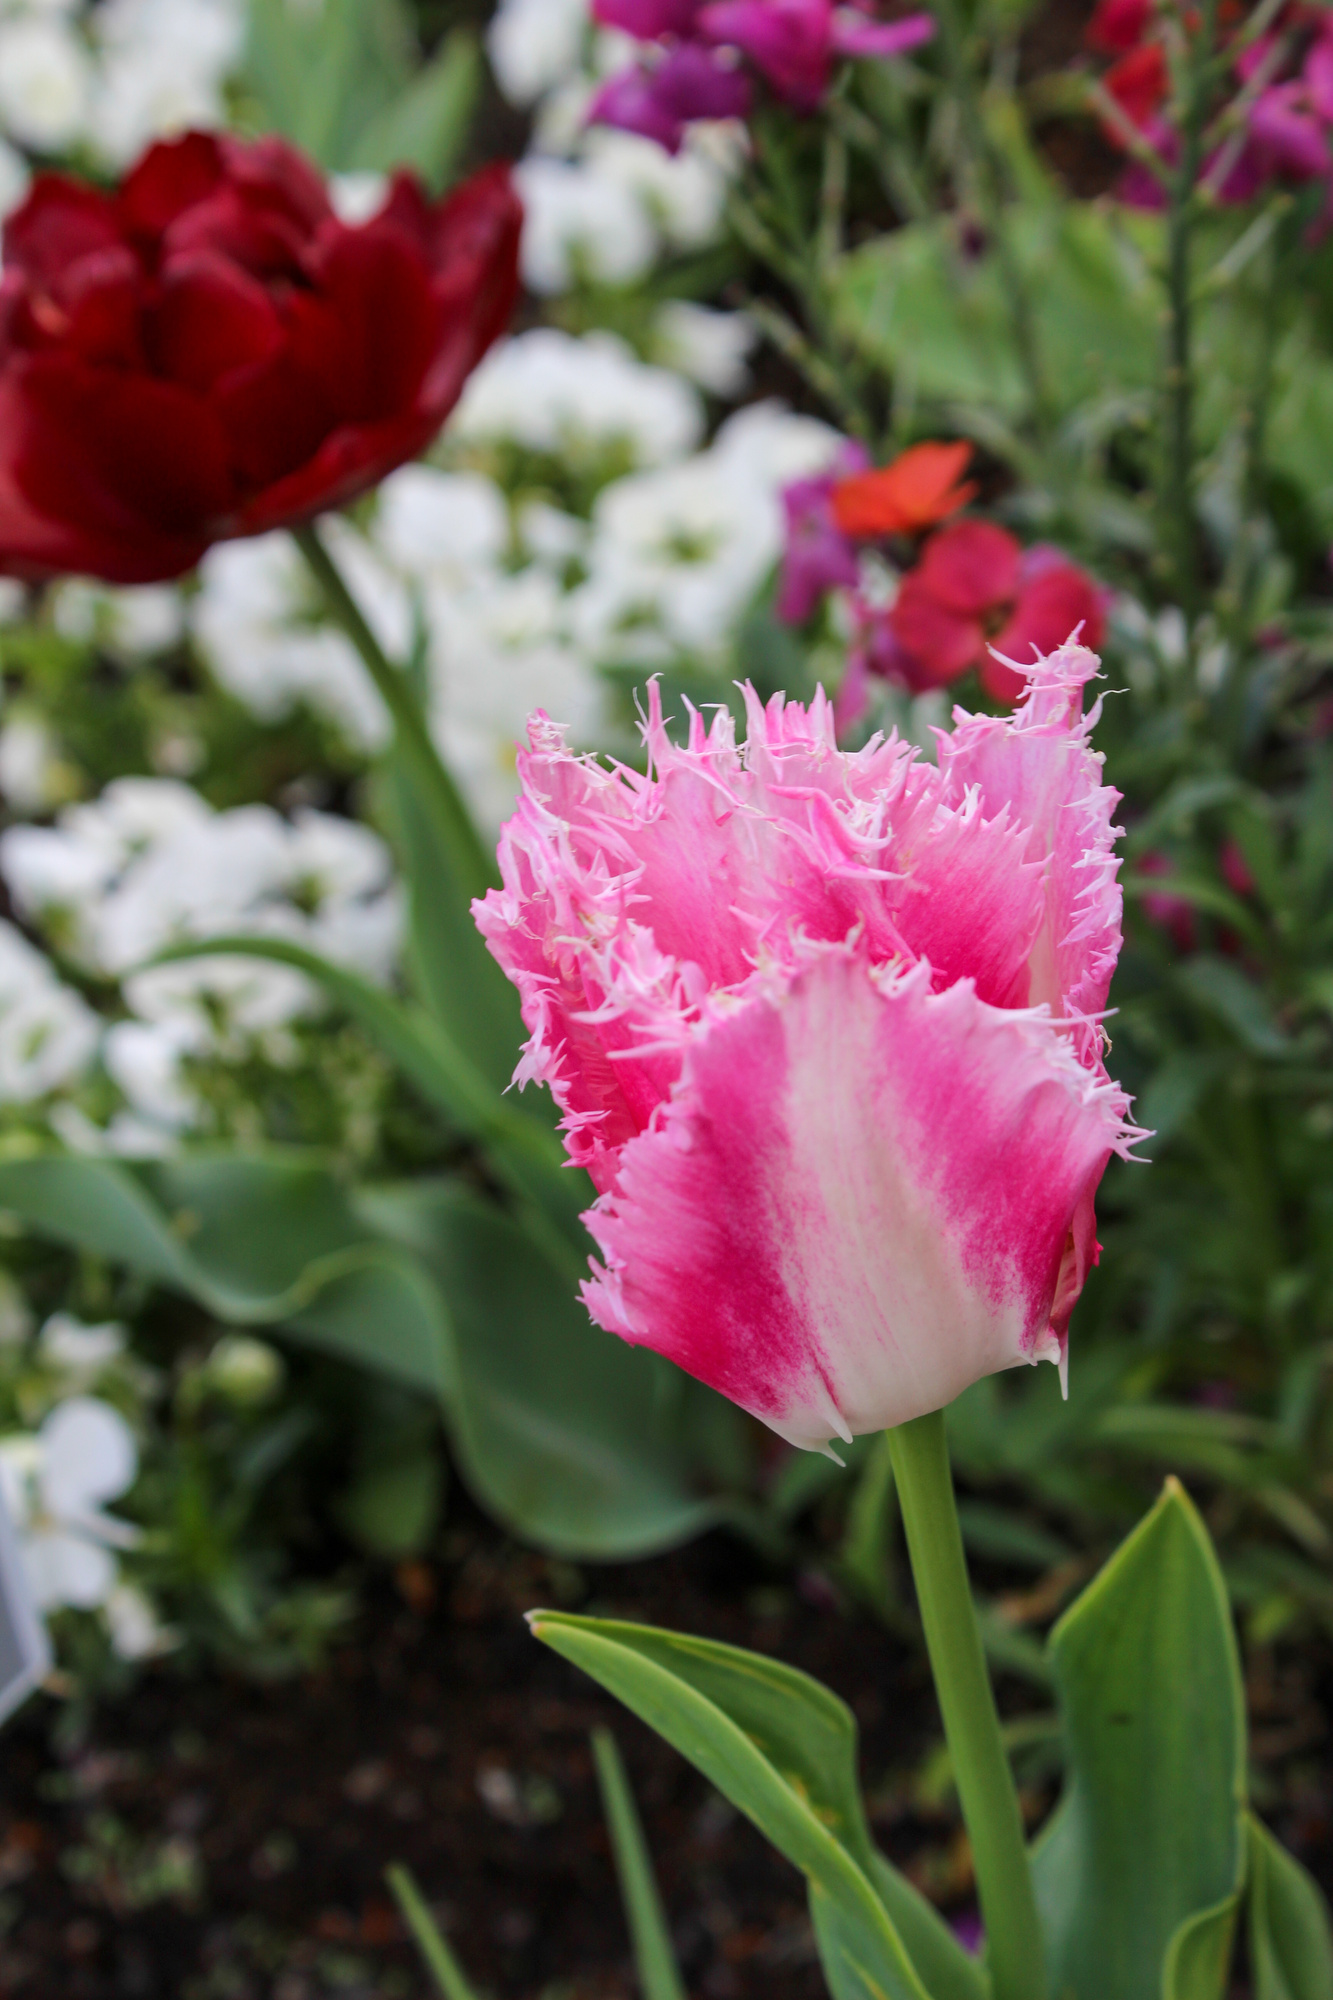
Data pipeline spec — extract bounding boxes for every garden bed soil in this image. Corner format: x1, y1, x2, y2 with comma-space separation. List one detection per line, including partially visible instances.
0, 1513, 1328, 2000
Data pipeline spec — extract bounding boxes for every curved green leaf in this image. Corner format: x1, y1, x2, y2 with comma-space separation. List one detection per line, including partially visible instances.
0, 1150, 449, 1392
359, 1179, 717, 1558
0, 1152, 716, 1559
1247, 1811, 1333, 2000
1164, 1893, 1243, 2000
529, 1614, 987, 2000
1031, 1479, 1246, 2000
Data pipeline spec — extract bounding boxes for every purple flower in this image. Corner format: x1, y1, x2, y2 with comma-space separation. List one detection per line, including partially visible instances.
592, 0, 706, 35
698, 0, 934, 113
589, 42, 751, 152
1247, 81, 1331, 183
776, 442, 868, 624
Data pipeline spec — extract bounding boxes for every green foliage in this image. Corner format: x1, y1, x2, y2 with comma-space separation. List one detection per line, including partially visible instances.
1032, 1480, 1245, 2000
534, 1483, 1333, 2000
242, 0, 480, 185
531, 1612, 985, 2000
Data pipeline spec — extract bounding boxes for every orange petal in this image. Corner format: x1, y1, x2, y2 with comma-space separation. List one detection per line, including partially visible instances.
831, 440, 976, 538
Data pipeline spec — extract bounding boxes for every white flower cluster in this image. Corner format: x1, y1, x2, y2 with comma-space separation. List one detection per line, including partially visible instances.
0, 778, 402, 1149
0, 0, 244, 211
0, 916, 99, 1104
0, 1309, 168, 1658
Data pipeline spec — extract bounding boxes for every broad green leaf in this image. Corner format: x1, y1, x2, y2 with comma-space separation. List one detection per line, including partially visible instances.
359, 1179, 718, 1558
244, 0, 416, 166
1247, 1811, 1333, 2000
0, 1151, 450, 1394
592, 1729, 688, 2000
1031, 1479, 1246, 2000
530, 1615, 987, 2000
834, 205, 1160, 423
347, 28, 481, 188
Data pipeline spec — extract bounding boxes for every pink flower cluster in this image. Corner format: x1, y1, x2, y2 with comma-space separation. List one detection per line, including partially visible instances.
1092, 0, 1333, 225
475, 645, 1138, 1452
590, 0, 935, 151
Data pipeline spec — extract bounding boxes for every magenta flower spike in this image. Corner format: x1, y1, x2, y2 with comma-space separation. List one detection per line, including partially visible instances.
697, 0, 932, 109
589, 42, 751, 151
474, 643, 1139, 1454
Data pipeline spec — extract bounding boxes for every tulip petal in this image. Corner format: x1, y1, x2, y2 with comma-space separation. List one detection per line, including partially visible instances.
0, 362, 226, 582
941, 640, 1124, 1053
583, 947, 1132, 1450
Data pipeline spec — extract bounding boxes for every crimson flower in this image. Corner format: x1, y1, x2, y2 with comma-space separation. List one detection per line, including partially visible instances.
476, 647, 1134, 1449
0, 132, 522, 585
890, 520, 1105, 704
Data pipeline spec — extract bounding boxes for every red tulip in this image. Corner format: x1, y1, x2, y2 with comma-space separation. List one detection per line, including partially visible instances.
0, 132, 522, 585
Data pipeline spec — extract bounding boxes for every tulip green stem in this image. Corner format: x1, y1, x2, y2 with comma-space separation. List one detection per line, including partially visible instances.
888, 1411, 1047, 2000
292, 519, 496, 900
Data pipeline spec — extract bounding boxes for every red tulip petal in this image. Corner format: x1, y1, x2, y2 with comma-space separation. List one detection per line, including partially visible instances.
0, 366, 218, 582
230, 410, 435, 538
916, 517, 1021, 615
305, 220, 438, 421
3, 175, 124, 289
148, 250, 283, 393
117, 131, 226, 245
891, 571, 985, 683
8, 357, 233, 572
221, 134, 331, 236
210, 342, 342, 492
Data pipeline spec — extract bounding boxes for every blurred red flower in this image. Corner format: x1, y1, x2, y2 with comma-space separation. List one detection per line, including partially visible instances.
889, 519, 1105, 702
0, 132, 522, 584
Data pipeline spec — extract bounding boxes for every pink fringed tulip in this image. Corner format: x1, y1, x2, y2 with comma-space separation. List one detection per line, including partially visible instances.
474, 643, 1138, 1452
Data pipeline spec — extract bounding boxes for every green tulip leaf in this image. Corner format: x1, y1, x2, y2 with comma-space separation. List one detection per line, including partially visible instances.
1031, 1478, 1247, 2000
529, 1613, 987, 2000
1163, 1893, 1244, 2000
359, 1179, 718, 1559
0, 1150, 450, 1393
1246, 1811, 1333, 2000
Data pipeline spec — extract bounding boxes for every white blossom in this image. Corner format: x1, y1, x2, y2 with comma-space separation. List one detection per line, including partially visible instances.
452, 328, 703, 469
0, 918, 99, 1103
573, 404, 842, 661
0, 712, 65, 814
374, 466, 510, 585
515, 154, 658, 293
653, 301, 756, 398
0, 14, 92, 151
0, 1397, 139, 1612
488, 0, 588, 107
37, 1314, 125, 1388
582, 128, 730, 250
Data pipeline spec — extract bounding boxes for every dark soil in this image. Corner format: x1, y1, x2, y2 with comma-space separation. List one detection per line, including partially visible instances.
1, 1511, 1331, 2000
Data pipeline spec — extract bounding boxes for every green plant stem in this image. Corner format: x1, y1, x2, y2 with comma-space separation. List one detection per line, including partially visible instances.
1161, 0, 1220, 619
928, 0, 1050, 443
888, 1411, 1047, 2000
292, 520, 496, 900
